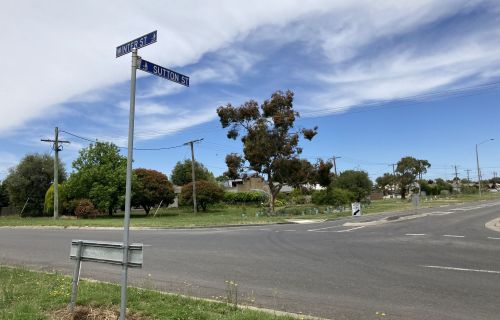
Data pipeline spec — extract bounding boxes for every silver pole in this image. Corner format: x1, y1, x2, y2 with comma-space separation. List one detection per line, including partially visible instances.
54, 127, 59, 219
190, 141, 197, 214
120, 47, 138, 320
476, 144, 482, 197
69, 241, 83, 313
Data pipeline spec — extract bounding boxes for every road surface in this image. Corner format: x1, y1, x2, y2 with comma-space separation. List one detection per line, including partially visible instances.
1, 200, 499, 319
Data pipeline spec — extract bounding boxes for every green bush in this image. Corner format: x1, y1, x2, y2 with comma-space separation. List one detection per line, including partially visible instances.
44, 184, 66, 216
312, 188, 353, 207
180, 180, 224, 211
223, 191, 268, 204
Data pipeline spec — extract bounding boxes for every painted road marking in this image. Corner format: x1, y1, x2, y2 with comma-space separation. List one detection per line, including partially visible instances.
282, 230, 297, 232
422, 265, 500, 274
443, 235, 465, 238
487, 237, 500, 240
335, 226, 365, 233
430, 211, 453, 215
308, 225, 343, 232
405, 233, 426, 236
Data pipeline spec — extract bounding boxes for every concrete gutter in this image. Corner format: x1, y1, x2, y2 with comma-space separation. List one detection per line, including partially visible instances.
485, 218, 500, 232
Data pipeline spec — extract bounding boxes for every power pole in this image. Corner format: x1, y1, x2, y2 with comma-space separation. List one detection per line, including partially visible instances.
41, 127, 70, 219
331, 156, 341, 176
465, 169, 471, 182
389, 163, 396, 175
453, 165, 459, 180
184, 138, 204, 213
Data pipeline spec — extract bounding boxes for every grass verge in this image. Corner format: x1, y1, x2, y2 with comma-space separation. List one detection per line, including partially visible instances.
0, 266, 297, 320
1, 193, 499, 228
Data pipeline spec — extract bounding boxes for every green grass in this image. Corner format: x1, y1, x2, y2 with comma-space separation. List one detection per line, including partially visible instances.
1, 193, 499, 228
0, 266, 297, 320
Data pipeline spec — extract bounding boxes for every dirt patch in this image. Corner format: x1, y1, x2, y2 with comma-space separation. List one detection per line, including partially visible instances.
49, 305, 151, 320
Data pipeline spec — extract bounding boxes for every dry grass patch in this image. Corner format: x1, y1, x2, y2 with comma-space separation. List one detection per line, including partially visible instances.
49, 305, 150, 320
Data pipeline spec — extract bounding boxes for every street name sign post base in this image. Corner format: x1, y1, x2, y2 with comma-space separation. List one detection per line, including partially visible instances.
68, 240, 143, 313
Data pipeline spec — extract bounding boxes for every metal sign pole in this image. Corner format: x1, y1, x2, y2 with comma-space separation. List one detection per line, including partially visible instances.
120, 47, 139, 320
69, 241, 83, 313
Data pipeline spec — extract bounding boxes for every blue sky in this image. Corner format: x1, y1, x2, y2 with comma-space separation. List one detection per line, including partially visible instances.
1, 1, 499, 182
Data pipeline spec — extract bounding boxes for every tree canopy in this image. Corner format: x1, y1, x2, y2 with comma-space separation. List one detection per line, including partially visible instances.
217, 90, 318, 211
3, 153, 66, 215
132, 168, 175, 215
180, 180, 224, 211
332, 170, 373, 202
375, 173, 396, 195
316, 159, 333, 188
171, 159, 215, 186
65, 142, 126, 215
396, 156, 431, 198
0, 182, 10, 207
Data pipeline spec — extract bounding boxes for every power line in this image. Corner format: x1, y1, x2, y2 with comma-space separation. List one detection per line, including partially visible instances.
60, 129, 185, 151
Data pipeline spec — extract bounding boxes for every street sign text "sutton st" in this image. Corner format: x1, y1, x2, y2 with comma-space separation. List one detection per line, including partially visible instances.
140, 59, 190, 87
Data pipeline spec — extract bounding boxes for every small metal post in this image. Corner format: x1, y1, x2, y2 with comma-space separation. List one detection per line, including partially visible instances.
120, 47, 139, 320
69, 241, 83, 313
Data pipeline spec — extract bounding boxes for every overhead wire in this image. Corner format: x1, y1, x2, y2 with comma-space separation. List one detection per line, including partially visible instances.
60, 129, 186, 151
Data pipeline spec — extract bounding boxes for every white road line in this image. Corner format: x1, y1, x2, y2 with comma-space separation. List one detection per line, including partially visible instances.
259, 228, 271, 231
450, 208, 469, 211
335, 226, 365, 233
282, 229, 296, 232
443, 234, 465, 238
430, 211, 453, 215
422, 265, 500, 274
405, 233, 426, 236
487, 237, 500, 240
308, 225, 342, 232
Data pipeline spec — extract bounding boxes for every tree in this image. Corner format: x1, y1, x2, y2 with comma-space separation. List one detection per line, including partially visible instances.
224, 153, 244, 179
332, 170, 373, 202
316, 159, 333, 187
273, 158, 316, 191
395, 156, 431, 199
132, 168, 175, 215
180, 180, 224, 211
217, 90, 317, 212
0, 182, 9, 207
44, 183, 66, 216
171, 159, 215, 186
376, 173, 396, 195
3, 153, 66, 215
65, 142, 126, 215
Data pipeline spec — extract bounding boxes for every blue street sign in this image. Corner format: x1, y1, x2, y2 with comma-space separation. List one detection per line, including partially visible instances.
116, 31, 157, 58
139, 59, 190, 87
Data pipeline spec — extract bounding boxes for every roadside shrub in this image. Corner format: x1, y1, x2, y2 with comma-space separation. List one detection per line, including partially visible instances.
74, 199, 97, 219
312, 188, 353, 207
180, 180, 224, 211
223, 191, 268, 204
44, 184, 67, 216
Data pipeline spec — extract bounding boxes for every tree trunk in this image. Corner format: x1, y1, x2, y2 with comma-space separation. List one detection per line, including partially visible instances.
108, 207, 113, 216
143, 206, 150, 216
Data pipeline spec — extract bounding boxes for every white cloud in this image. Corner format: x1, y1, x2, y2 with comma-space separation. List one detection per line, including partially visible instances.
0, 0, 334, 134
0, 152, 18, 179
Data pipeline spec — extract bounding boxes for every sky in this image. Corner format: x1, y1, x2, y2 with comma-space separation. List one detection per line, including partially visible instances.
1, 0, 500, 182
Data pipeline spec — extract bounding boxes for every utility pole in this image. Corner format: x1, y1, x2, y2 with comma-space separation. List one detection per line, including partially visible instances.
465, 169, 471, 182
41, 127, 69, 219
453, 165, 459, 180
389, 163, 396, 175
331, 156, 341, 176
184, 138, 204, 213
476, 139, 494, 197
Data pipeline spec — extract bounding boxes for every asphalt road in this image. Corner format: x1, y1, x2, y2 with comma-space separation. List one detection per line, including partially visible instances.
1, 200, 500, 320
